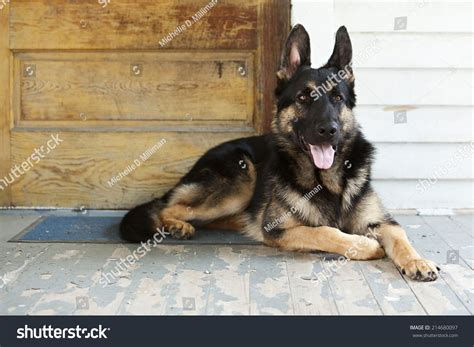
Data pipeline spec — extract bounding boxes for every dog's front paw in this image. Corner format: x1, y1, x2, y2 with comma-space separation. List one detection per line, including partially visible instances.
400, 258, 440, 282
166, 221, 195, 240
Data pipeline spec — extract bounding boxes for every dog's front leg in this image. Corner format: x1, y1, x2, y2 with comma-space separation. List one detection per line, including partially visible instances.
376, 223, 439, 281
267, 226, 385, 260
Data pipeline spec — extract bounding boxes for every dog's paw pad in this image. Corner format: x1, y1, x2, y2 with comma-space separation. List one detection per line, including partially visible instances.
400, 258, 439, 282
166, 221, 195, 240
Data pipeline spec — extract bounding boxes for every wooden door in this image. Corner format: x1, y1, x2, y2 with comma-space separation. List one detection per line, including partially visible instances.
0, 0, 290, 209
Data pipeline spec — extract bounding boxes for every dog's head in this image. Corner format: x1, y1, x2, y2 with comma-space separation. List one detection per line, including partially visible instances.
272, 24, 357, 170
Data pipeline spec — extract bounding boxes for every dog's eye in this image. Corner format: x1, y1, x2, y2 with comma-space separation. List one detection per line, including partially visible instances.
333, 95, 344, 102
297, 93, 309, 103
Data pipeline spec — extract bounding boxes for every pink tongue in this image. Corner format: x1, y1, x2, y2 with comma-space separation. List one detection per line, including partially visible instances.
309, 144, 335, 170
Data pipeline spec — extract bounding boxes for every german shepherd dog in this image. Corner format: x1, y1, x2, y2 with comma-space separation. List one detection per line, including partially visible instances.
121, 25, 440, 282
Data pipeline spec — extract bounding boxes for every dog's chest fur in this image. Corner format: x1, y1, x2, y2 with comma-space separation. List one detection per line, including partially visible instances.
271, 131, 373, 230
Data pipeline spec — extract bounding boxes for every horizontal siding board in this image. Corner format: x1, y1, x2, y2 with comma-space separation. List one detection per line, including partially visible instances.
356, 68, 473, 106
351, 33, 473, 68
372, 143, 473, 179
373, 180, 474, 209
356, 106, 474, 143
335, 1, 473, 33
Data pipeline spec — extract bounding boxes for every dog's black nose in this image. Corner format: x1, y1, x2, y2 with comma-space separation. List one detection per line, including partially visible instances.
317, 122, 339, 140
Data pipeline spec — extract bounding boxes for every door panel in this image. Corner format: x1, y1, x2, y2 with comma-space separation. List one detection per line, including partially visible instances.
0, 0, 290, 209
10, 0, 258, 50
16, 52, 254, 124
10, 131, 249, 208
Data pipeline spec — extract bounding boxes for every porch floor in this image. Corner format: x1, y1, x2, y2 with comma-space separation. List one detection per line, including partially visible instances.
0, 211, 472, 315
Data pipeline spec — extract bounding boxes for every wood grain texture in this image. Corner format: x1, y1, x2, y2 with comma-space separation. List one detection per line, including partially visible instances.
397, 215, 471, 315
10, 0, 258, 50
2, 0, 289, 208
259, 0, 291, 132
15, 52, 254, 123
357, 260, 426, 315
0, 4, 11, 206
205, 247, 251, 315
322, 257, 383, 315
285, 253, 339, 315
248, 247, 293, 315
10, 131, 249, 208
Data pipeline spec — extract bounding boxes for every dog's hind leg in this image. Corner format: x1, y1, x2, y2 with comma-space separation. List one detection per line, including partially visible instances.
120, 136, 265, 242
160, 175, 255, 239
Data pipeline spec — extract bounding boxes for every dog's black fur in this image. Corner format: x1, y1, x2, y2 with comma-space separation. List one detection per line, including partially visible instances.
120, 25, 439, 282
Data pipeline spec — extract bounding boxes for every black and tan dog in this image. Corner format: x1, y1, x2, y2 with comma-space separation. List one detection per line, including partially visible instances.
120, 25, 439, 282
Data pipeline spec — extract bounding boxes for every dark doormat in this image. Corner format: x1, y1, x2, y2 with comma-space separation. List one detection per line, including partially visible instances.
9, 216, 260, 245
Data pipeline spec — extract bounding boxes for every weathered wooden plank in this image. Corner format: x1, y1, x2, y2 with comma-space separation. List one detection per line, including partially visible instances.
249, 247, 294, 315
16, 244, 137, 315
0, 244, 85, 315
0, 215, 51, 314
10, 131, 249, 208
397, 215, 471, 315
285, 253, 339, 315
28, 246, 108, 315
10, 0, 258, 50
439, 263, 474, 314
259, 0, 291, 132
0, 3, 11, 206
116, 245, 183, 315
162, 245, 214, 315
420, 215, 474, 313
422, 216, 473, 269
205, 246, 250, 315
320, 255, 382, 315
450, 215, 474, 237
358, 260, 426, 315
16, 52, 254, 123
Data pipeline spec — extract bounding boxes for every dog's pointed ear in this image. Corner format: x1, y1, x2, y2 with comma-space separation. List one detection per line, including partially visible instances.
277, 24, 311, 81
325, 26, 353, 73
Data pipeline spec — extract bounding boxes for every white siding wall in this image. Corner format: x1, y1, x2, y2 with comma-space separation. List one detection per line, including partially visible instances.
292, 0, 473, 210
